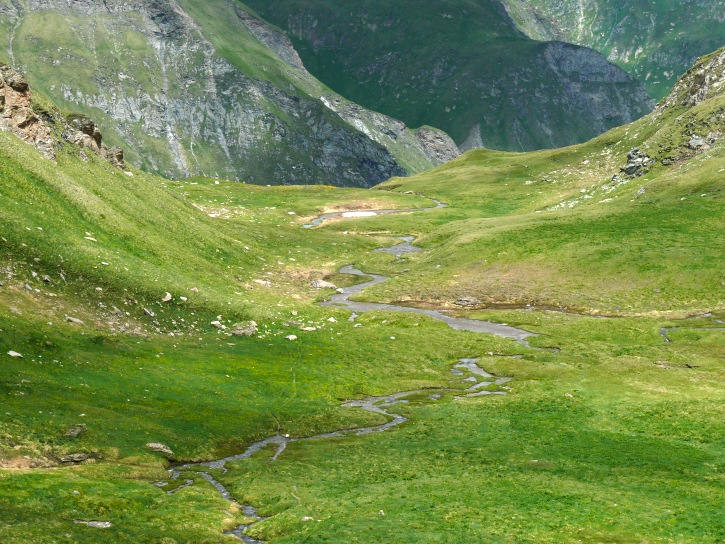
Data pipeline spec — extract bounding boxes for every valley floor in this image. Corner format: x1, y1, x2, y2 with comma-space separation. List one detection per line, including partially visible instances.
1, 104, 724, 542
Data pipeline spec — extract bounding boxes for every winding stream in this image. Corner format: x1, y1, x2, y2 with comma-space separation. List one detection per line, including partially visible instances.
168, 388, 447, 542
167, 203, 536, 542
321, 264, 535, 346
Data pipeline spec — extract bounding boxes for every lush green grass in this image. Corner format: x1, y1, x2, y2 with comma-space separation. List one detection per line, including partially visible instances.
1, 50, 724, 543
220, 313, 725, 543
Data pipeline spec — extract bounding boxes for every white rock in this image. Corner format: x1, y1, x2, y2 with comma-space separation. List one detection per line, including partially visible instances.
162, 292, 172, 302
66, 316, 85, 326
74, 521, 112, 529
7, 351, 23, 358
311, 279, 337, 289
327, 317, 337, 323
285, 335, 297, 341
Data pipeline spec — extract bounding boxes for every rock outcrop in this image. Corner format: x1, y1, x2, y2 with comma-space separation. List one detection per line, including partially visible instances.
0, 65, 54, 160
62, 116, 124, 169
0, 65, 124, 168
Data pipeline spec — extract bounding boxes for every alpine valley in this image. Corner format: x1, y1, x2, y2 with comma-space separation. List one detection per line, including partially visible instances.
0, 2, 723, 544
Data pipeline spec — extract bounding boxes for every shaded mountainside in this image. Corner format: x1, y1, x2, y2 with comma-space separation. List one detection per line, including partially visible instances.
0, 0, 458, 187
242, 0, 653, 152
501, 0, 725, 100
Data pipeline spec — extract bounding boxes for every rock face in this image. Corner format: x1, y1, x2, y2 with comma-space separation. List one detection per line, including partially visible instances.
62, 116, 124, 169
0, 0, 458, 187
0, 64, 124, 167
655, 48, 725, 113
0, 65, 54, 159
243, 0, 653, 152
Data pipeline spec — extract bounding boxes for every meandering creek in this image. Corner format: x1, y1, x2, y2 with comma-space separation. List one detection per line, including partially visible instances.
168, 204, 535, 542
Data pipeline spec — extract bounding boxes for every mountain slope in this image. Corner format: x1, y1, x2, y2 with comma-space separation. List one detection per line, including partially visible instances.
359, 46, 725, 314
0, 0, 458, 187
242, 0, 653, 152
501, 0, 725, 100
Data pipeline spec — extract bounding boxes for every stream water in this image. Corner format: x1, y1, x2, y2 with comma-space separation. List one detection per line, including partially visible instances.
321, 264, 535, 346
168, 205, 535, 542
302, 199, 446, 228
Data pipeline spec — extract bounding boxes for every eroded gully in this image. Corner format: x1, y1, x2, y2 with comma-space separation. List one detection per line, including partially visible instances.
168, 203, 535, 542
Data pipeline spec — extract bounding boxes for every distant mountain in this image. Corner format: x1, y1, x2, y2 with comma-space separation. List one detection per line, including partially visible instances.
0, 0, 459, 187
242, 0, 653, 152
500, 0, 725, 100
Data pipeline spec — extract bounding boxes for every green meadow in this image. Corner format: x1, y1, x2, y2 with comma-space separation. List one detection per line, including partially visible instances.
1, 50, 724, 543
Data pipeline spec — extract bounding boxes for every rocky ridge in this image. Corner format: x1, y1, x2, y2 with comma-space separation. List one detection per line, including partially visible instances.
0, 0, 457, 187
0, 64, 54, 159
0, 65, 123, 168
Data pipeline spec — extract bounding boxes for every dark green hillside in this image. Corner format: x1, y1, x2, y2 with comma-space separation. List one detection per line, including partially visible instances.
243, 0, 653, 151
503, 0, 725, 100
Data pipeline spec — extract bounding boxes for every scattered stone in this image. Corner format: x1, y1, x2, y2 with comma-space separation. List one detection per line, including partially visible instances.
74, 520, 112, 529
327, 317, 337, 323
301, 516, 313, 522
210, 321, 227, 330
145, 442, 174, 458
311, 279, 337, 289
190, 287, 199, 293
688, 135, 706, 149
111, 306, 123, 316
7, 351, 23, 358
143, 308, 156, 317
300, 326, 316, 332
65, 316, 85, 326
230, 321, 257, 336
285, 335, 298, 341
454, 297, 480, 307
620, 148, 654, 177
42, 275, 51, 283
162, 292, 172, 302
65, 424, 87, 438
61, 452, 92, 463
253, 279, 272, 288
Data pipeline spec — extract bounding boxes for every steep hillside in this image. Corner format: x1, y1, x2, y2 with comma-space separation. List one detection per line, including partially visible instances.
0, 0, 458, 187
361, 47, 725, 315
242, 0, 653, 152
501, 0, 725, 100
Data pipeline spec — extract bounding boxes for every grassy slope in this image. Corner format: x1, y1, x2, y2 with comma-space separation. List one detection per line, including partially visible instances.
335, 77, 725, 315
1, 51, 724, 543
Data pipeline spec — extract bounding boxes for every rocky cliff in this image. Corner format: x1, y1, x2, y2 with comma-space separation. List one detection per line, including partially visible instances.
242, 0, 653, 153
0, 0, 458, 187
0, 64, 54, 159
0, 65, 123, 167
